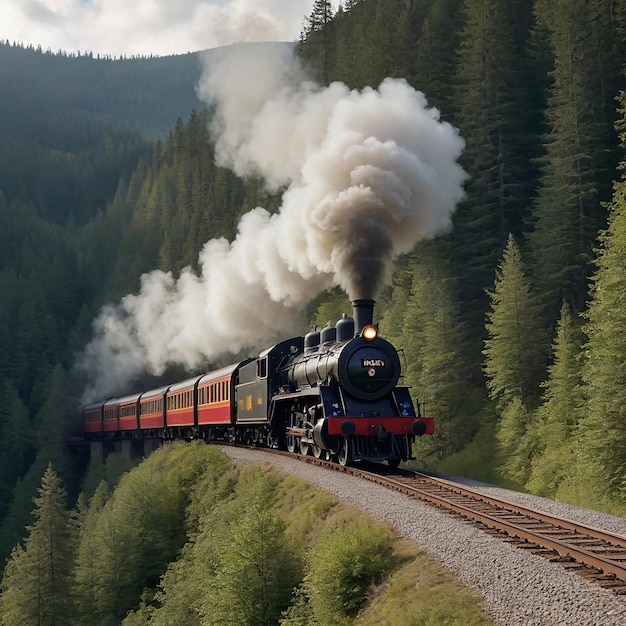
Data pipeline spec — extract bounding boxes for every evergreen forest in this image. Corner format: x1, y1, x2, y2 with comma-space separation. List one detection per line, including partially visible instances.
2, 0, 626, 620
0, 444, 495, 625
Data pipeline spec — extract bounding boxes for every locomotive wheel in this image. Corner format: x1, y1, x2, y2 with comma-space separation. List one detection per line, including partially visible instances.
337, 436, 351, 466
313, 445, 323, 459
387, 458, 401, 469
300, 442, 311, 456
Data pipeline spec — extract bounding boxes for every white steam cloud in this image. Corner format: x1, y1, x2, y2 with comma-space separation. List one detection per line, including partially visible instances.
79, 42, 466, 401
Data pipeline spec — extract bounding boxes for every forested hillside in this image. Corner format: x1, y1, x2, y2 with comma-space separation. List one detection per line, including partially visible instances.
0, 42, 204, 139
0, 41, 209, 557
1, 0, 626, 586
0, 444, 493, 625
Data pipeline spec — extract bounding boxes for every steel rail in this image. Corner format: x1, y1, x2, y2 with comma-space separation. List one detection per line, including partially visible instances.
342, 464, 626, 589
219, 444, 626, 591
380, 472, 626, 583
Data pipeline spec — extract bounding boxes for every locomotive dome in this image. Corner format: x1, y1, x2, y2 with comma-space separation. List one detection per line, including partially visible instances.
333, 313, 351, 340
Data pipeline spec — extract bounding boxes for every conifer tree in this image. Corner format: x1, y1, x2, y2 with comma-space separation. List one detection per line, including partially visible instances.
578, 90, 626, 501
378, 265, 413, 349
529, 0, 622, 321
0, 381, 32, 504
0, 465, 74, 626
483, 236, 546, 482
483, 235, 546, 412
330, 0, 377, 88
451, 0, 539, 340
413, 0, 462, 116
362, 2, 398, 86
330, 4, 354, 85
33, 364, 73, 449
398, 251, 481, 462
300, 0, 335, 84
526, 302, 584, 496
73, 481, 111, 626
202, 504, 299, 626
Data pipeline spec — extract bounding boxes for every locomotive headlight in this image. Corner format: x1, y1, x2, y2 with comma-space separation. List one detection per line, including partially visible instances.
362, 324, 378, 341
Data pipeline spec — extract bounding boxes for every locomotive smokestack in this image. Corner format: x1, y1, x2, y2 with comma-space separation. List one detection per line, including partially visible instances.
352, 299, 375, 333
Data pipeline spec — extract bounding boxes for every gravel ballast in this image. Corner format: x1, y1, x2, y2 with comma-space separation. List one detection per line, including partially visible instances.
218, 445, 626, 626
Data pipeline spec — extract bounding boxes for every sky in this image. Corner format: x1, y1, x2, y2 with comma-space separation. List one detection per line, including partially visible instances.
0, 0, 341, 57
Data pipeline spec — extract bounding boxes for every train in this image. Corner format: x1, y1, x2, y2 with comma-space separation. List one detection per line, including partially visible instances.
82, 299, 434, 467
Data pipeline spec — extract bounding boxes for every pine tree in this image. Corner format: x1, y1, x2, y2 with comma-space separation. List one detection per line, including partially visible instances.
483, 235, 546, 412
299, 0, 335, 84
202, 504, 299, 626
73, 481, 110, 626
330, 0, 377, 88
33, 364, 73, 448
451, 0, 540, 341
378, 264, 413, 349
362, 2, 397, 86
413, 0, 463, 116
529, 0, 622, 320
0, 381, 33, 507
483, 236, 546, 482
578, 90, 626, 501
526, 302, 584, 496
398, 250, 482, 462
0, 465, 74, 626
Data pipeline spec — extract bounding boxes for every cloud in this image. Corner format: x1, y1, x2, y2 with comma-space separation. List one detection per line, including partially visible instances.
0, 0, 338, 56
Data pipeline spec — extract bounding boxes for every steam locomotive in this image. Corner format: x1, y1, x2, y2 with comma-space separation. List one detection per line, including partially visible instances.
82, 299, 433, 467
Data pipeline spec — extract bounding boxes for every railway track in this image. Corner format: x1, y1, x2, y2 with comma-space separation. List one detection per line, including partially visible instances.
236, 444, 626, 594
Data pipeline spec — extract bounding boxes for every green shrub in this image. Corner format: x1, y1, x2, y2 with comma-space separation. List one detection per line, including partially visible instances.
304, 520, 393, 624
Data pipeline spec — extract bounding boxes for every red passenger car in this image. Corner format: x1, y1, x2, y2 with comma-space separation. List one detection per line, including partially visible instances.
139, 385, 169, 431
118, 393, 141, 432
103, 398, 121, 433
82, 401, 105, 436
165, 376, 201, 430
197, 364, 239, 427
